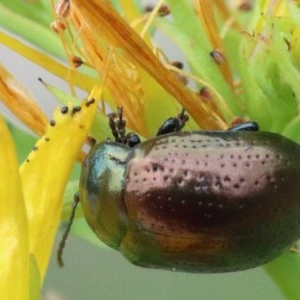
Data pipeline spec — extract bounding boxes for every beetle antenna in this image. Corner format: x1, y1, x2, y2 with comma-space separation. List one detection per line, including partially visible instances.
116, 107, 126, 141
108, 107, 128, 144
57, 192, 80, 267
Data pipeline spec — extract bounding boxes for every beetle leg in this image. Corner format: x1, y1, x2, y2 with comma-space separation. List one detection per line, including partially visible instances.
115, 107, 126, 141
57, 192, 80, 267
108, 112, 121, 142
156, 108, 189, 136
227, 121, 259, 132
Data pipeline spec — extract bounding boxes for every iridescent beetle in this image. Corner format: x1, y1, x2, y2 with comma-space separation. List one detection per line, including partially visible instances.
58, 107, 300, 273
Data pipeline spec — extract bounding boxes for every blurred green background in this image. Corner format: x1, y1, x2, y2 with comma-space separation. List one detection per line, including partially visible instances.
43, 233, 283, 300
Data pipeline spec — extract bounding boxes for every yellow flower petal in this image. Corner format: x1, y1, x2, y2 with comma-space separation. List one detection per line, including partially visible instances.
0, 61, 47, 135
20, 86, 102, 281
0, 114, 29, 300
0, 31, 98, 93
194, 0, 234, 87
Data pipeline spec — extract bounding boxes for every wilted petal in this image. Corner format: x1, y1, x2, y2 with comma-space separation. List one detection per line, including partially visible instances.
0, 61, 47, 135
71, 0, 225, 129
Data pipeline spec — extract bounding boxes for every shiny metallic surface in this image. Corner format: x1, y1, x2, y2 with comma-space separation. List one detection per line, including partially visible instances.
80, 141, 129, 249
123, 131, 300, 272
81, 130, 300, 273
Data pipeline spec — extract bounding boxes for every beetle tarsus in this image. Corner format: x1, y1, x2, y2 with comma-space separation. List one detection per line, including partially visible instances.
57, 192, 80, 267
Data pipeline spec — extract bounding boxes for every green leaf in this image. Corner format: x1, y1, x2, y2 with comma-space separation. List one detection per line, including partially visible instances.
156, 0, 242, 120
59, 181, 108, 258
0, 2, 65, 59
71, 218, 108, 249
29, 255, 41, 300
0, 0, 52, 26
59, 179, 107, 249
7, 122, 36, 163
264, 250, 300, 299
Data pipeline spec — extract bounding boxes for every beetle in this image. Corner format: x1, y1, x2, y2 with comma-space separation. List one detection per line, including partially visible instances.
58, 107, 300, 273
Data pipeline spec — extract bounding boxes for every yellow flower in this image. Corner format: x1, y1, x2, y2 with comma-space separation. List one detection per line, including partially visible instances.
0, 63, 102, 297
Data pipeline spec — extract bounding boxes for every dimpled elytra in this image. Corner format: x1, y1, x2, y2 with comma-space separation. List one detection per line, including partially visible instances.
80, 128, 300, 273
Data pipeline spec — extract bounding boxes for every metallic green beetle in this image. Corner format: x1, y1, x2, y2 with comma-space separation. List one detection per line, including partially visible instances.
59, 109, 300, 272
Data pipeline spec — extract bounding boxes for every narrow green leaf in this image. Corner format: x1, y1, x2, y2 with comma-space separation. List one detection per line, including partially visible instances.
0, 3, 64, 59
7, 122, 36, 163
29, 255, 41, 300
156, 0, 242, 120
264, 251, 300, 300
1, 0, 52, 26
